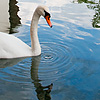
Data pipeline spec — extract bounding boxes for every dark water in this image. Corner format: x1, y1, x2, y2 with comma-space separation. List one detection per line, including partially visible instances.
0, 0, 100, 100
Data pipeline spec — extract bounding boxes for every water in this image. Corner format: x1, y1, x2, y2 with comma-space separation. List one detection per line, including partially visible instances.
0, 0, 100, 100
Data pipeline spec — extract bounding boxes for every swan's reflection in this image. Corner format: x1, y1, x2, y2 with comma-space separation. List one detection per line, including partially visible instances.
31, 56, 53, 100
0, 57, 25, 68
0, 56, 53, 100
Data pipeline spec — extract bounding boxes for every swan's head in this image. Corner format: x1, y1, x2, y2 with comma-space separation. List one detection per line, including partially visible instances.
36, 6, 52, 28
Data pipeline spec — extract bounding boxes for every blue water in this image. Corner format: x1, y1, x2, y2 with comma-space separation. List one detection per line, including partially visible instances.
0, 0, 100, 100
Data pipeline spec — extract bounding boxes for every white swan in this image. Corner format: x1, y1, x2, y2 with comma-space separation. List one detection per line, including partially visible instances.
0, 6, 52, 59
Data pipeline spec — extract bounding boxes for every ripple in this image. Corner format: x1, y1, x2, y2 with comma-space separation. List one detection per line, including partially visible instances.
41, 42, 71, 63
0, 58, 32, 83
39, 42, 82, 81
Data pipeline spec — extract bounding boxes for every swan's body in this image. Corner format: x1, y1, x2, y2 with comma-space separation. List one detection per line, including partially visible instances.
0, 32, 32, 58
0, 6, 52, 59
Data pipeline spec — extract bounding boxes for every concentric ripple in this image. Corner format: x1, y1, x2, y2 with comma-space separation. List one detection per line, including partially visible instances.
38, 42, 84, 81
41, 42, 71, 63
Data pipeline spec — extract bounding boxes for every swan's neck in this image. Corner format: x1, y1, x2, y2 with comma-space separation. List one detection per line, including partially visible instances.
30, 11, 41, 56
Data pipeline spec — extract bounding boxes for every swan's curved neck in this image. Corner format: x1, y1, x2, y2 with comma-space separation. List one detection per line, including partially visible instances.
30, 11, 41, 56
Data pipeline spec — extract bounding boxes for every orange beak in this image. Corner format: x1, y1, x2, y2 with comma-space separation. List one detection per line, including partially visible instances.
45, 15, 52, 28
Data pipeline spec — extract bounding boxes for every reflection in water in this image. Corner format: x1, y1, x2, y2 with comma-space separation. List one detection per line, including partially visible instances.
73, 0, 96, 3
73, 0, 100, 28
0, 0, 10, 33
0, 57, 25, 68
0, 0, 21, 33
89, 0, 100, 28
0, 56, 53, 100
31, 56, 53, 100
9, 0, 21, 33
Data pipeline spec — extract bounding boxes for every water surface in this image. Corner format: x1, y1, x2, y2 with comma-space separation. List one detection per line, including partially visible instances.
0, 0, 100, 100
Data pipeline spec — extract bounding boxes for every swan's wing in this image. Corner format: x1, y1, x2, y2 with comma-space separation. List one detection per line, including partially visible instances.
0, 32, 32, 58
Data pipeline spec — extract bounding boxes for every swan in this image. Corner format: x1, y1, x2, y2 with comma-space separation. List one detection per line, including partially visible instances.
0, 6, 52, 59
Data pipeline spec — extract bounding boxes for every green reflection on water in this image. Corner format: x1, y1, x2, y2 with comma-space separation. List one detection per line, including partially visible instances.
73, 0, 100, 28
